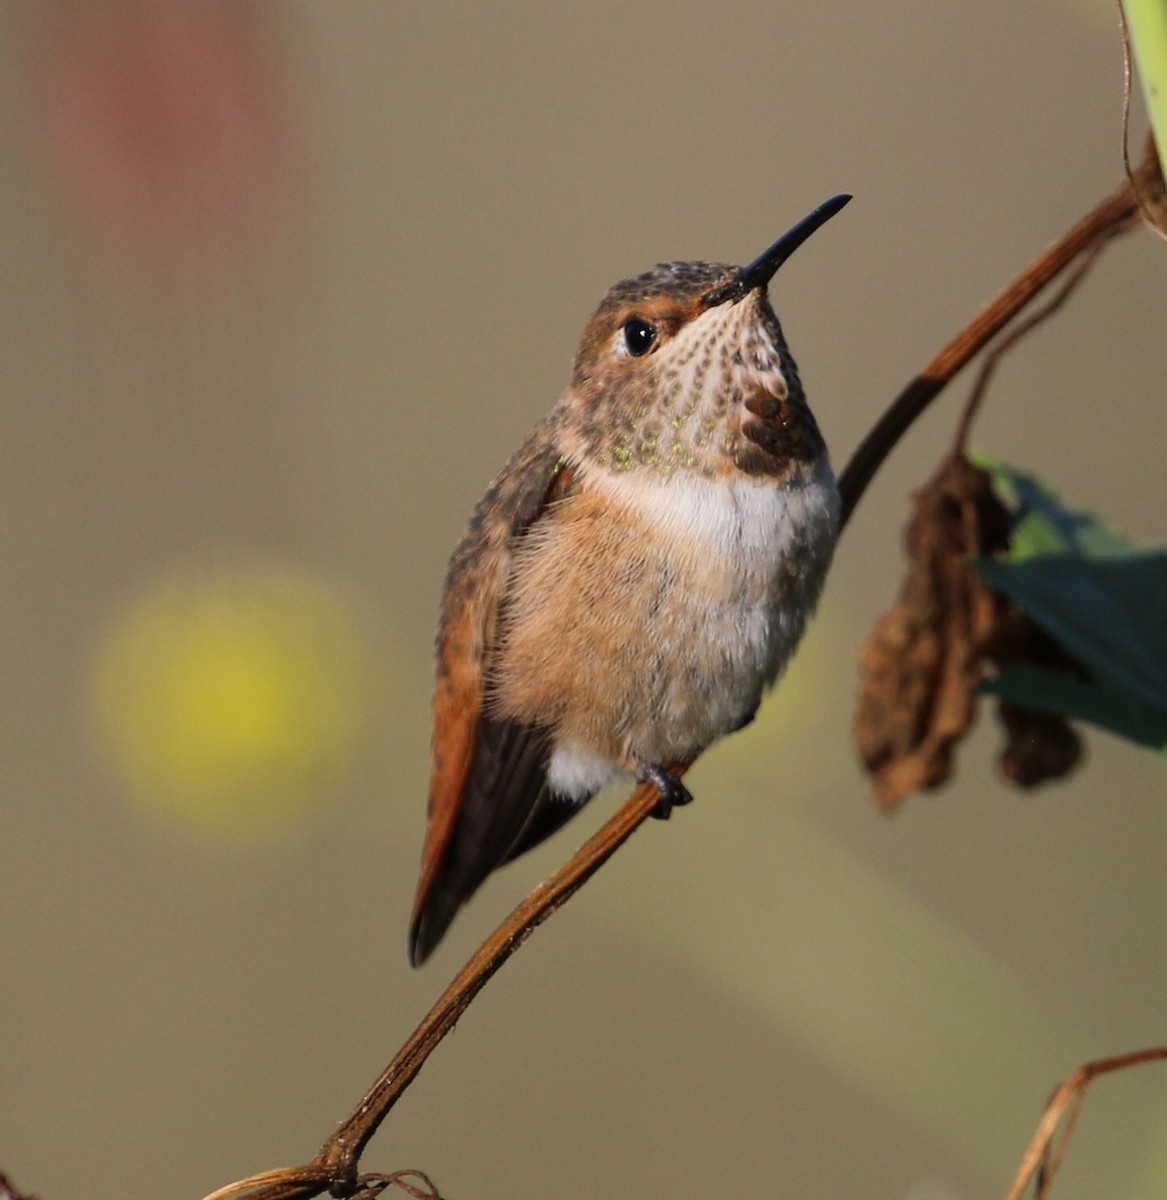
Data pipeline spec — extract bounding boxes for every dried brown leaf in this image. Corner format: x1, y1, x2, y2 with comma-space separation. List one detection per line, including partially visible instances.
856, 452, 1091, 808
855, 454, 1010, 810
996, 699, 1083, 787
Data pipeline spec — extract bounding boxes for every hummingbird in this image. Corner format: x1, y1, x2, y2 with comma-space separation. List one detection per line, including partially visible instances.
409, 194, 851, 966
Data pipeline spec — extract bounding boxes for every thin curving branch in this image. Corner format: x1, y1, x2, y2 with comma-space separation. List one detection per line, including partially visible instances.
836, 146, 1158, 525
1001, 1047, 1167, 1200
200, 151, 1163, 1200
951, 236, 1109, 455
202, 778, 669, 1200
312, 773, 670, 1188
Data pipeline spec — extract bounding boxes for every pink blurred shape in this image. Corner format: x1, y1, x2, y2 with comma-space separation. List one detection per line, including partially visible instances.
31, 1, 301, 279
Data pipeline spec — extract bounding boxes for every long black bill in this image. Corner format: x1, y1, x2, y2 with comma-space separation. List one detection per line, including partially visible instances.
703, 193, 851, 308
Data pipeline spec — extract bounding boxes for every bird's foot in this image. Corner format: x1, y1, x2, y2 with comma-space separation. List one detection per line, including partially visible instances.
640, 764, 694, 820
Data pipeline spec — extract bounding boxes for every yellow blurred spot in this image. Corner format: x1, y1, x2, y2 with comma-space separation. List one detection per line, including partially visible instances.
90, 563, 374, 845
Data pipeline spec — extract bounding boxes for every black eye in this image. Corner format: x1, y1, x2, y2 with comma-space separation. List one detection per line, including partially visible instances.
622, 316, 657, 357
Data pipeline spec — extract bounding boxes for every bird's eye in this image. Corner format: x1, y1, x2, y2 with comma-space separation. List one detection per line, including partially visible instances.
622, 316, 657, 357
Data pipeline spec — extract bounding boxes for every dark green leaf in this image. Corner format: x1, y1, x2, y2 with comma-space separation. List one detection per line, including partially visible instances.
969, 461, 1167, 749
983, 663, 1167, 753
974, 553, 1167, 712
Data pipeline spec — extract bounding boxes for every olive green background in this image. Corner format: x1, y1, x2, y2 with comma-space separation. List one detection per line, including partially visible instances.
2, 3, 1166, 1199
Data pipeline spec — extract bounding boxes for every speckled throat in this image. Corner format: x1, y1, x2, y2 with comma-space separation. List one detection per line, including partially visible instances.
557, 280, 826, 484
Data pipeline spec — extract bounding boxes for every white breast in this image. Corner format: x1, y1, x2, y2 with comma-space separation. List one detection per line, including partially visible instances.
549, 458, 840, 784
587, 456, 840, 583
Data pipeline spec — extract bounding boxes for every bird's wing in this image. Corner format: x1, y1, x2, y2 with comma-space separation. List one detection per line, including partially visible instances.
409, 427, 577, 965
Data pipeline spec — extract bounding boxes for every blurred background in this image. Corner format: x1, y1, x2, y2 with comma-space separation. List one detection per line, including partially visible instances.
1, 3, 1165, 1198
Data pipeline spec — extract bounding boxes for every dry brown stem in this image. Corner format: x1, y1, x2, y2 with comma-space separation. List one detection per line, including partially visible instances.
1002, 1047, 1167, 1200
202, 777, 670, 1200
836, 141, 1161, 525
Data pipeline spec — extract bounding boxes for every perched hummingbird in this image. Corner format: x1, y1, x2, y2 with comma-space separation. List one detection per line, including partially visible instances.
409, 194, 851, 966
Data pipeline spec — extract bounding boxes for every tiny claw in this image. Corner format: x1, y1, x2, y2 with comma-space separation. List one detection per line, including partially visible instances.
640, 764, 693, 820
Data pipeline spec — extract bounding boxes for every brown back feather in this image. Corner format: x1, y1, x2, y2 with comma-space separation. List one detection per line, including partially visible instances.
409, 431, 576, 964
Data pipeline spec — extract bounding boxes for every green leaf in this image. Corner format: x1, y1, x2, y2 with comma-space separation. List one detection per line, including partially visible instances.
983, 663, 1167, 754
969, 461, 1167, 749
974, 553, 1167, 712
974, 457, 1133, 561
1124, 0, 1167, 183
